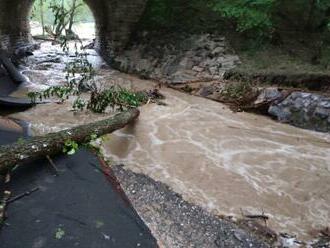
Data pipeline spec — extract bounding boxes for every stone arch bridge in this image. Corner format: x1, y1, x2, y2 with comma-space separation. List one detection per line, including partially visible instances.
0, 0, 148, 59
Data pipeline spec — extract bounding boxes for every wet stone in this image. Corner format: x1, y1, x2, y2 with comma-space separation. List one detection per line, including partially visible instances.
320, 100, 330, 108
268, 92, 330, 132
254, 87, 283, 105
198, 85, 214, 97
314, 107, 329, 119
293, 98, 304, 110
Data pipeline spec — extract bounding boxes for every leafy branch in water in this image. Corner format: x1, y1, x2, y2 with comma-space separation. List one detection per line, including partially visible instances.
28, 85, 76, 103
27, 37, 161, 113
87, 85, 148, 113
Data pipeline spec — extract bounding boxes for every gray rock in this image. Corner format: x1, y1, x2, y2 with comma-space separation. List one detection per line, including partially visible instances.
178, 57, 194, 70
208, 66, 219, 75
198, 85, 214, 97
254, 87, 283, 105
192, 66, 204, 72
269, 105, 291, 122
299, 92, 311, 99
112, 32, 240, 84
169, 70, 198, 84
314, 107, 329, 119
211, 46, 224, 55
293, 98, 304, 111
320, 100, 330, 108
268, 92, 330, 132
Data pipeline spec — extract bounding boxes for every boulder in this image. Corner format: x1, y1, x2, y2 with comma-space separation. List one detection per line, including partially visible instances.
268, 92, 330, 132
254, 87, 283, 105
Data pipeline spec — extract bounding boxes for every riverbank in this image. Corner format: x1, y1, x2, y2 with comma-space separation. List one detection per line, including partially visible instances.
111, 30, 330, 133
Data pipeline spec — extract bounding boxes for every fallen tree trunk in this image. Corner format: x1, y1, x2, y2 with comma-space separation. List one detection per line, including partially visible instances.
0, 51, 27, 84
0, 108, 140, 175
32, 35, 61, 44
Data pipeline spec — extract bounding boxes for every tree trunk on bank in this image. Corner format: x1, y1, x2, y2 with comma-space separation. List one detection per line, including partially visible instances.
0, 108, 140, 175
68, 0, 77, 33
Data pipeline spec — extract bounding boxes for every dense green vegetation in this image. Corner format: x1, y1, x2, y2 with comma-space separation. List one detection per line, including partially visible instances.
142, 0, 330, 38
140, 0, 330, 68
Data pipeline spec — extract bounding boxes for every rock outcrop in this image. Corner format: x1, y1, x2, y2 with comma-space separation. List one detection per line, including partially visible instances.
113, 32, 241, 84
269, 92, 330, 132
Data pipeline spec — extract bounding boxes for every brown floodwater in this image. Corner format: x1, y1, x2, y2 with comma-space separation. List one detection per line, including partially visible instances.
9, 42, 330, 242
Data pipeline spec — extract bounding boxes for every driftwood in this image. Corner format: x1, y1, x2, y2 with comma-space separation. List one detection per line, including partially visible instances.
0, 108, 140, 175
32, 35, 61, 44
46, 155, 59, 175
244, 214, 269, 221
0, 51, 27, 84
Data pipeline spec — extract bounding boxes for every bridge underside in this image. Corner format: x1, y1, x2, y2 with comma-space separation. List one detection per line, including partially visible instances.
0, 0, 147, 60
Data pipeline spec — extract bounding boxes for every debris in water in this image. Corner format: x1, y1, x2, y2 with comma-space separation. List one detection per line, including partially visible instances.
101, 232, 110, 240
55, 227, 65, 240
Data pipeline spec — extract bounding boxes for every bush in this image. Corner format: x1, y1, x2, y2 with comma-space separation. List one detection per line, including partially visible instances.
222, 81, 255, 100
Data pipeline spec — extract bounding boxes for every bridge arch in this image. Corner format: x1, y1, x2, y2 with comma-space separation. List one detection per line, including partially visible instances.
0, 0, 147, 59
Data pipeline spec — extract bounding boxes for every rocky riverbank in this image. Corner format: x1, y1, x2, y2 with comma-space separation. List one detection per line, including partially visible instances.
113, 31, 330, 132
113, 31, 240, 84
171, 81, 330, 132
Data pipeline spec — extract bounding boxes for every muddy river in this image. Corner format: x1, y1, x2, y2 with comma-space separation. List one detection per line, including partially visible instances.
8, 41, 330, 242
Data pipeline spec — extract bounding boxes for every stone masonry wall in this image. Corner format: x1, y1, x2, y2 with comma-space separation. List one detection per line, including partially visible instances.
0, 0, 147, 57
85, 0, 147, 60
0, 0, 33, 51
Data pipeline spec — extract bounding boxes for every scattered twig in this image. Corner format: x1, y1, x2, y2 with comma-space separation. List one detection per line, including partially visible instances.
7, 187, 39, 205
46, 155, 59, 176
0, 190, 11, 224
244, 214, 269, 221
4, 173, 10, 183
240, 208, 269, 226
36, 58, 61, 64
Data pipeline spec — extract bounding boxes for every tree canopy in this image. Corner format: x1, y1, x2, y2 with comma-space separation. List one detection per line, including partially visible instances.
141, 0, 330, 38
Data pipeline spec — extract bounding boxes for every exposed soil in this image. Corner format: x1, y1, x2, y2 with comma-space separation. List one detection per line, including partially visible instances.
224, 70, 330, 93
